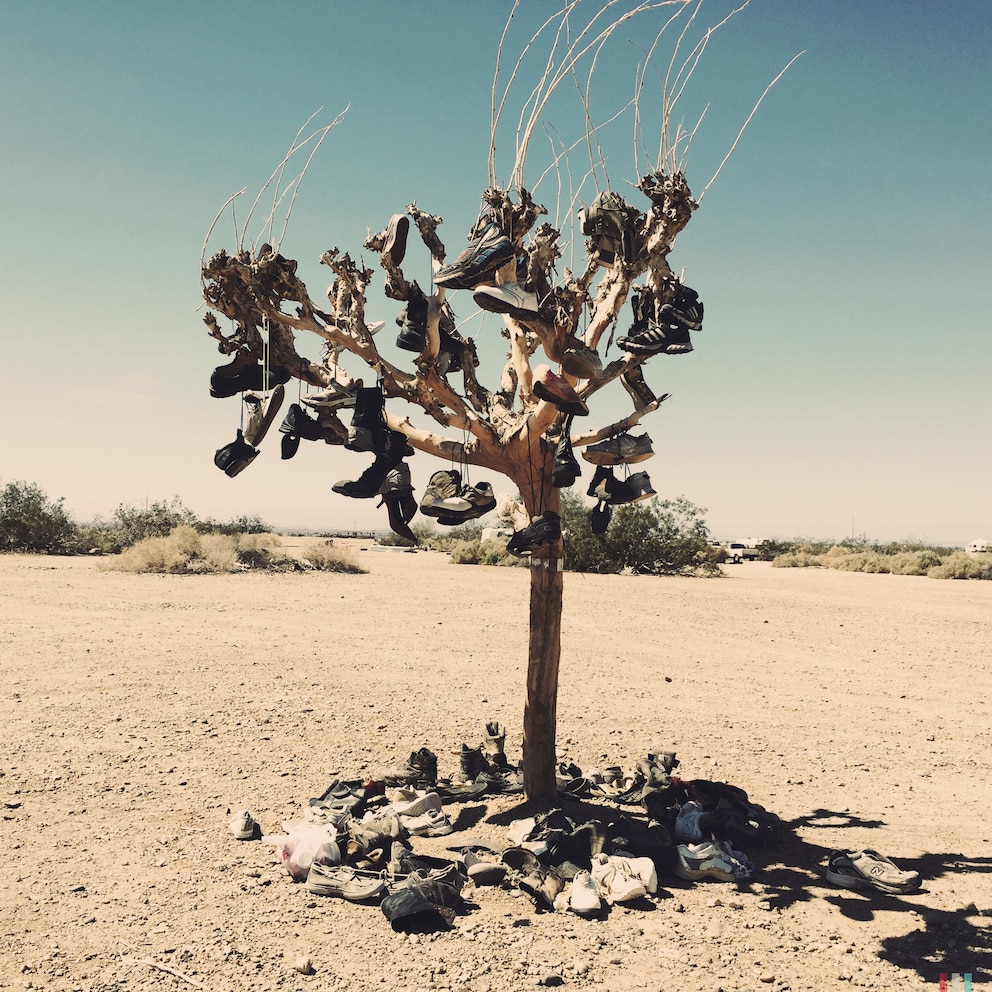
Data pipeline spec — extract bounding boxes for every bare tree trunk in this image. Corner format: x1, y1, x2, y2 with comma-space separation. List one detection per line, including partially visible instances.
523, 554, 563, 800
516, 465, 563, 801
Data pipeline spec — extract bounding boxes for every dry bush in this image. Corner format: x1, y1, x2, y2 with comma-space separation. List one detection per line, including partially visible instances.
771, 552, 821, 568
301, 541, 366, 574
103, 524, 237, 574
928, 552, 992, 580
889, 550, 943, 575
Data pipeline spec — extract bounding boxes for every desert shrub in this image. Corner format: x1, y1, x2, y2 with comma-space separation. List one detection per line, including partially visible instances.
302, 541, 366, 573
450, 539, 483, 564
771, 552, 821, 568
105, 524, 231, 573
105, 497, 198, 551
928, 552, 992, 580
0, 480, 80, 554
560, 490, 719, 576
889, 550, 943, 575
103, 527, 366, 574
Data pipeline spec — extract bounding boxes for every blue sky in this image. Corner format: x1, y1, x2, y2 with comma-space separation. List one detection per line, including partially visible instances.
2, 0, 989, 545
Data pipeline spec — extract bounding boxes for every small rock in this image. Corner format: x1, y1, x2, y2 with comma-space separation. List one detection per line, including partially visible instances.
293, 955, 314, 975
707, 897, 723, 908
541, 976, 564, 987
759, 973, 775, 983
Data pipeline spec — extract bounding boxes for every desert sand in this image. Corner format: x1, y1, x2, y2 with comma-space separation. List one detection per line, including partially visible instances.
1, 546, 990, 991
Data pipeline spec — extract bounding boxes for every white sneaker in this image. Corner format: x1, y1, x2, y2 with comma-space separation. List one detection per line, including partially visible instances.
389, 791, 442, 818
473, 282, 541, 321
228, 810, 257, 840
569, 870, 602, 915
590, 853, 647, 904
610, 853, 658, 894
675, 841, 751, 882
401, 807, 454, 837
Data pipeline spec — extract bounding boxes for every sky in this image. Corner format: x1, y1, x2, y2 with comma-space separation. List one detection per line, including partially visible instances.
2, 0, 989, 546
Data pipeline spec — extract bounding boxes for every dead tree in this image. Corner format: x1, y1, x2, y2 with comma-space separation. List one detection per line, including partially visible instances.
199, 1, 797, 800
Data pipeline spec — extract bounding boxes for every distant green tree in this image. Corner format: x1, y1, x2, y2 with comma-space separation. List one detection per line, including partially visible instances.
0, 480, 80, 554
108, 497, 198, 551
560, 489, 718, 576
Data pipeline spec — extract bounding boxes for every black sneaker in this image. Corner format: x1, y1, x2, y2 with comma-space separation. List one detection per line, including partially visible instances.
434, 221, 516, 290
618, 321, 692, 356
506, 511, 561, 557
214, 429, 259, 477
279, 403, 325, 442
669, 281, 703, 331
586, 465, 617, 501
591, 500, 612, 535
606, 471, 656, 505
332, 455, 394, 500
210, 363, 290, 399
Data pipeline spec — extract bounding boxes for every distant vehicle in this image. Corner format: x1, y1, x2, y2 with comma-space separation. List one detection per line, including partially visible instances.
966, 539, 989, 554
726, 542, 760, 563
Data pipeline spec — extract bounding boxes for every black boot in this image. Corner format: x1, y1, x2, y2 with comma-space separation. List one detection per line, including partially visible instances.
332, 455, 394, 499
395, 286, 429, 353
346, 385, 387, 452
551, 415, 580, 488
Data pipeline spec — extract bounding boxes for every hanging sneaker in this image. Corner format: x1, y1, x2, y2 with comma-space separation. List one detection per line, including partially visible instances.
383, 214, 410, 266
606, 471, 656, 505
559, 338, 602, 379
332, 455, 395, 500
618, 313, 693, 356
533, 365, 588, 417
506, 511, 561, 557
302, 378, 362, 410
578, 190, 637, 267
581, 432, 653, 466
668, 281, 704, 330
586, 465, 617, 501
214, 430, 259, 477
434, 221, 516, 290
210, 362, 290, 399
472, 282, 541, 321
242, 384, 285, 447
420, 470, 471, 518
590, 500, 611, 535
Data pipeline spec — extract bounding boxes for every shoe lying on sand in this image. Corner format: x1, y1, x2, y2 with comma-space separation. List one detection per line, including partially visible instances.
305, 863, 388, 900
847, 849, 921, 893
228, 810, 257, 840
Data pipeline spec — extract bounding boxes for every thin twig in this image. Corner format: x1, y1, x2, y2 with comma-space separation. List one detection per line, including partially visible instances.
698, 51, 804, 202
242, 107, 325, 251
122, 956, 209, 989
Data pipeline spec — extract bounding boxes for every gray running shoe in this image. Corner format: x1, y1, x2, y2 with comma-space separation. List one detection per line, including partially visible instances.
582, 432, 653, 466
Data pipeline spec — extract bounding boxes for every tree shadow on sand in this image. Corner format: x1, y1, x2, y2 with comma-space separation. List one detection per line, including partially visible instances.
486, 799, 992, 983
750, 809, 992, 985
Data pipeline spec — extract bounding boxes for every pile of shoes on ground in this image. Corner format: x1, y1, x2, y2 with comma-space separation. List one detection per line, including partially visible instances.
230, 724, 925, 933
234, 726, 902, 935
